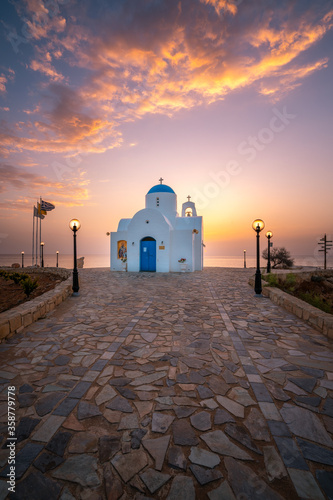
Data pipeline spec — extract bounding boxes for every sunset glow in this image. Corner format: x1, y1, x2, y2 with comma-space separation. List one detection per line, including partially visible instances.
0, 0, 332, 260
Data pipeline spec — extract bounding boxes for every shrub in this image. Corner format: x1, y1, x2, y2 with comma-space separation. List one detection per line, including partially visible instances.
264, 274, 279, 287
21, 277, 38, 297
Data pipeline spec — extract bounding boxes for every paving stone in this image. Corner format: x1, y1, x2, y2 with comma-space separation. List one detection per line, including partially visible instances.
297, 437, 333, 465
53, 397, 78, 416
68, 432, 98, 453
10, 471, 61, 500
166, 475, 195, 500
131, 428, 147, 449
168, 445, 187, 470
214, 408, 235, 425
0, 443, 44, 479
55, 355, 71, 366
140, 468, 171, 494
52, 454, 101, 487
295, 395, 321, 407
244, 408, 270, 442
77, 401, 102, 420
19, 383, 34, 393
189, 446, 220, 468
130, 371, 167, 386
274, 436, 308, 470
322, 397, 333, 417
216, 396, 244, 418
173, 419, 199, 446
118, 413, 139, 430
69, 381, 91, 399
16, 416, 41, 443
225, 457, 284, 500
265, 381, 290, 401
142, 435, 170, 470
117, 386, 137, 399
201, 430, 252, 460
173, 396, 199, 407
259, 402, 282, 421
208, 375, 229, 395
249, 382, 273, 403
288, 377, 317, 393
224, 424, 262, 454
196, 385, 214, 399
106, 395, 133, 413
111, 449, 148, 482
109, 377, 131, 387
189, 464, 223, 485
288, 468, 325, 500
17, 393, 37, 407
152, 412, 175, 433
99, 435, 121, 462
207, 480, 236, 500
316, 470, 333, 500
263, 446, 287, 481
280, 403, 333, 446
190, 411, 211, 431
32, 415, 65, 442
46, 431, 72, 456
284, 381, 307, 395
228, 387, 257, 406
33, 451, 64, 472
95, 385, 117, 405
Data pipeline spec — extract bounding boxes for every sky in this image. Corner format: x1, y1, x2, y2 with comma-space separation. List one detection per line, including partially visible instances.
0, 0, 332, 261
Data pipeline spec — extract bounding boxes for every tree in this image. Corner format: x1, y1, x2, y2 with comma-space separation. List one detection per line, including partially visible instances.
262, 247, 294, 269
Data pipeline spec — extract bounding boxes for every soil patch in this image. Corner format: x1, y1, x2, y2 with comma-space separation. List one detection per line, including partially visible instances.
264, 273, 333, 315
0, 271, 66, 313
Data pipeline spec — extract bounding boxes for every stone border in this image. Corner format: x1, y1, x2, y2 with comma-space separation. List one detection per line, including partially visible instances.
0, 268, 72, 342
249, 274, 333, 339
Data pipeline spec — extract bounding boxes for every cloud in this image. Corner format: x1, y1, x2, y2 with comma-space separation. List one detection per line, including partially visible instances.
0, 75, 7, 93
4, 0, 333, 157
0, 163, 90, 207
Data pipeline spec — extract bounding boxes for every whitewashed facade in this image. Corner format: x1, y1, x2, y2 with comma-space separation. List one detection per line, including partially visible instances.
110, 181, 203, 272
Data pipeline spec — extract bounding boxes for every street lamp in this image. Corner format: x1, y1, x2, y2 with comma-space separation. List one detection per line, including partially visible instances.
252, 219, 265, 295
243, 250, 246, 269
56, 251, 59, 268
21, 251, 24, 268
69, 219, 81, 296
265, 231, 273, 273
40, 242, 44, 268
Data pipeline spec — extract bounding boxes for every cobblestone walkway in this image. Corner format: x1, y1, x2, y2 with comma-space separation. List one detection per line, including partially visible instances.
0, 268, 332, 500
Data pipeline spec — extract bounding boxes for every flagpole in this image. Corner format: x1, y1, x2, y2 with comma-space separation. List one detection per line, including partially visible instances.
36, 201, 39, 267
32, 206, 35, 266
39, 196, 42, 266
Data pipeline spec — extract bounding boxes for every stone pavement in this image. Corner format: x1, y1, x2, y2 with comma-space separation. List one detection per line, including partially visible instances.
0, 268, 332, 500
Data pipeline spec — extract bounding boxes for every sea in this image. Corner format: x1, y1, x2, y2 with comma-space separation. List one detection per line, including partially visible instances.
0, 254, 332, 269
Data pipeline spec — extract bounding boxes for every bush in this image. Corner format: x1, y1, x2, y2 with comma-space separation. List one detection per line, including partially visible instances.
20, 277, 38, 297
264, 274, 279, 287
262, 247, 294, 269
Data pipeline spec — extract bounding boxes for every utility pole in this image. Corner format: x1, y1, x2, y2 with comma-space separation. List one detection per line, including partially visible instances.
318, 234, 332, 270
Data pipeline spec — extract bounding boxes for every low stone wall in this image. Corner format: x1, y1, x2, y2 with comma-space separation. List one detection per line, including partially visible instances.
0, 268, 72, 342
249, 275, 333, 339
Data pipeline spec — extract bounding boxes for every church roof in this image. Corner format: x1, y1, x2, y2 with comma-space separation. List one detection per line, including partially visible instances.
147, 184, 175, 194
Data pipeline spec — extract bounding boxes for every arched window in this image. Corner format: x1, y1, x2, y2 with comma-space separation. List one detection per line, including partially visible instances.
185, 208, 193, 217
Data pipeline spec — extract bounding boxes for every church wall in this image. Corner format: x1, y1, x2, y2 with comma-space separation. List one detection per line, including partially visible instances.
170, 229, 194, 272
145, 192, 177, 217
110, 231, 128, 271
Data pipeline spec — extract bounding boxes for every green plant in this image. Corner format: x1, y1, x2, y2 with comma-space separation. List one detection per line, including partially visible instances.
285, 273, 297, 291
298, 292, 331, 314
21, 277, 38, 297
264, 274, 279, 287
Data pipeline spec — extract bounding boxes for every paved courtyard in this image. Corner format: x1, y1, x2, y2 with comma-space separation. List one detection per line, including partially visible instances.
0, 268, 332, 499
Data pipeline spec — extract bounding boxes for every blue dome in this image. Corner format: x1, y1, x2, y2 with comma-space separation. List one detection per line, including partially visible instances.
147, 184, 175, 194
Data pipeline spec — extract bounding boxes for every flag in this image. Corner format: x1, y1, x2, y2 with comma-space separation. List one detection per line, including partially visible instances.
34, 206, 45, 219
41, 200, 55, 211
37, 203, 47, 215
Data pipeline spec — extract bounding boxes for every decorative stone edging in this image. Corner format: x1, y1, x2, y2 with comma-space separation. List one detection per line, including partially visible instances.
249, 276, 333, 339
0, 270, 72, 342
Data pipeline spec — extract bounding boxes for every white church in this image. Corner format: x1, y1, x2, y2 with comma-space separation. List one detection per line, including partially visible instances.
110, 179, 203, 272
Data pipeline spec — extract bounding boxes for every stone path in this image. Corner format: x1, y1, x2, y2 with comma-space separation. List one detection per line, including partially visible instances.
0, 268, 332, 499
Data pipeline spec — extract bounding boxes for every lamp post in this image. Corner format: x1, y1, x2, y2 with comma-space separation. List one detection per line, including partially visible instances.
265, 231, 273, 273
252, 219, 265, 295
69, 219, 81, 296
40, 242, 44, 268
56, 251, 59, 268
243, 250, 246, 269
21, 251, 24, 268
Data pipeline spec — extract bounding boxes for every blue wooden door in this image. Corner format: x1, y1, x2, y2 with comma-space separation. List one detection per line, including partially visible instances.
140, 239, 156, 271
